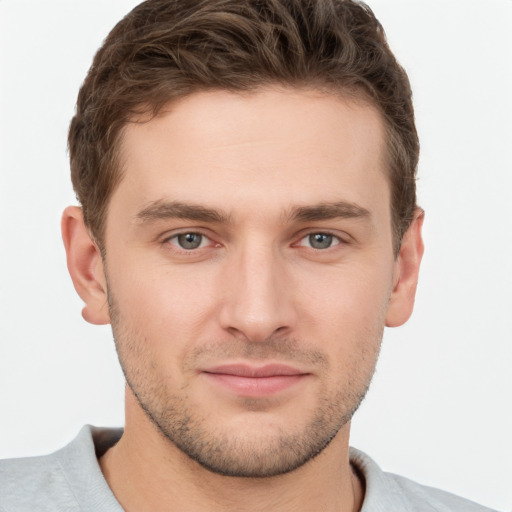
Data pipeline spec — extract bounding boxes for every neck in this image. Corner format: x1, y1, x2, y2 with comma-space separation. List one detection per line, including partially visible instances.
99, 391, 364, 512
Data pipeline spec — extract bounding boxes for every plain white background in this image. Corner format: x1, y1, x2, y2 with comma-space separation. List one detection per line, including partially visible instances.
0, 1, 511, 510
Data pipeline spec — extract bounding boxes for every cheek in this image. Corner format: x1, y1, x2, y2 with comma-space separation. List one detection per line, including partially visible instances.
294, 261, 391, 368
108, 259, 221, 345
295, 260, 393, 323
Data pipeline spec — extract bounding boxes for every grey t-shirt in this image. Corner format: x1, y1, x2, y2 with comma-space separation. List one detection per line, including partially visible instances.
0, 425, 498, 512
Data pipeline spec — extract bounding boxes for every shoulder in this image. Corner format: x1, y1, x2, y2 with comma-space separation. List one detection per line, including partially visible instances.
0, 426, 123, 512
385, 472, 499, 512
349, 448, 499, 512
0, 446, 79, 512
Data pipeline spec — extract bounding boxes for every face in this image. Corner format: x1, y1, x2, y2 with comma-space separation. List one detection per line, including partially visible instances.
101, 88, 399, 477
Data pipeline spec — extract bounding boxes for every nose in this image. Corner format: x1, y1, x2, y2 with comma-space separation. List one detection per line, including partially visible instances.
218, 244, 297, 342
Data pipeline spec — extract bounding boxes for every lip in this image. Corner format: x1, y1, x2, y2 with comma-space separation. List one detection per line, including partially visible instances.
202, 364, 309, 397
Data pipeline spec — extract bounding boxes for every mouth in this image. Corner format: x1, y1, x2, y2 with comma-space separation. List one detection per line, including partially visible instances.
202, 363, 310, 397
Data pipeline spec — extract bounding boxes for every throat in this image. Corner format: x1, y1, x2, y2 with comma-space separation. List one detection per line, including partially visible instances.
97, 416, 364, 512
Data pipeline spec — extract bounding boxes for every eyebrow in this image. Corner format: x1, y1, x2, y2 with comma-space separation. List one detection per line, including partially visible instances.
135, 200, 230, 224
289, 201, 371, 222
134, 199, 371, 225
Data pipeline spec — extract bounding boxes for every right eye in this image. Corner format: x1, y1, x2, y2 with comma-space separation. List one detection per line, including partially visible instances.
167, 232, 210, 250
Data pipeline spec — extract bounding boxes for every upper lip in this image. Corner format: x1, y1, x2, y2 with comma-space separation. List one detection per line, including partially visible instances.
203, 364, 308, 378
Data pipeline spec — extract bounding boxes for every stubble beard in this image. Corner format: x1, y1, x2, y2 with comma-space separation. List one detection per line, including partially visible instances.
108, 294, 382, 478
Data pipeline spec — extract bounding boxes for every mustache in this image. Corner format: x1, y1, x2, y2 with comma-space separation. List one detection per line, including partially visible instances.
186, 337, 329, 370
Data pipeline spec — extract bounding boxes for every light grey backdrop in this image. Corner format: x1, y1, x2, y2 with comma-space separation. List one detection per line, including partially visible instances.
0, 1, 511, 510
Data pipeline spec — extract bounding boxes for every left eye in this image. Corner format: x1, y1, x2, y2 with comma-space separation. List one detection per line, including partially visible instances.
169, 232, 209, 250
300, 233, 340, 250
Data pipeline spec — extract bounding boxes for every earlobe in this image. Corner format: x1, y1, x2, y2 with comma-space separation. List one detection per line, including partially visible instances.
61, 206, 110, 325
385, 208, 425, 328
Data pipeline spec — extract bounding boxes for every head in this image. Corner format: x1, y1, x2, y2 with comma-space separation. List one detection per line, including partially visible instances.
63, 0, 423, 478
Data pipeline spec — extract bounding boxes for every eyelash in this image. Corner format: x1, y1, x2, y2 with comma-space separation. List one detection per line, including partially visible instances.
162, 230, 346, 253
295, 232, 343, 250
163, 231, 216, 252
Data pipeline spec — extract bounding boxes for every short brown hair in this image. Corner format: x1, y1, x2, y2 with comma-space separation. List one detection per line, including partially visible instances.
69, 0, 419, 254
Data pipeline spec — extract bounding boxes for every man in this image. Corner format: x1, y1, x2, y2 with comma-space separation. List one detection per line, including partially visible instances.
0, 1, 500, 511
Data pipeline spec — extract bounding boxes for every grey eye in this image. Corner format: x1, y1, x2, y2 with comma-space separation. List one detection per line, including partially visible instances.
308, 233, 334, 249
177, 233, 203, 249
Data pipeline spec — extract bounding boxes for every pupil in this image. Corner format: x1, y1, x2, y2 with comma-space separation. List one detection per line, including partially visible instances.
310, 233, 332, 249
179, 233, 202, 249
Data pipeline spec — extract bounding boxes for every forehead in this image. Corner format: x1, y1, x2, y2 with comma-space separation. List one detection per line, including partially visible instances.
112, 87, 389, 222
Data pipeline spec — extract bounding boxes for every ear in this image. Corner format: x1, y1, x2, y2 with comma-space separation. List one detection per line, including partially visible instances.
385, 208, 425, 327
61, 206, 110, 325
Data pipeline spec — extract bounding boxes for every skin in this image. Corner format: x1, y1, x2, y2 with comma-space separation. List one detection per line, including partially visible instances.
62, 87, 424, 512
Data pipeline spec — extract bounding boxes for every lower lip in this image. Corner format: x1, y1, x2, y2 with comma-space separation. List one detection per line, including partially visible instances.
203, 373, 307, 397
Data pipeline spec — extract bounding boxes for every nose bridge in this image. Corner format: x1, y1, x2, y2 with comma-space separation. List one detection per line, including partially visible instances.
220, 238, 294, 342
